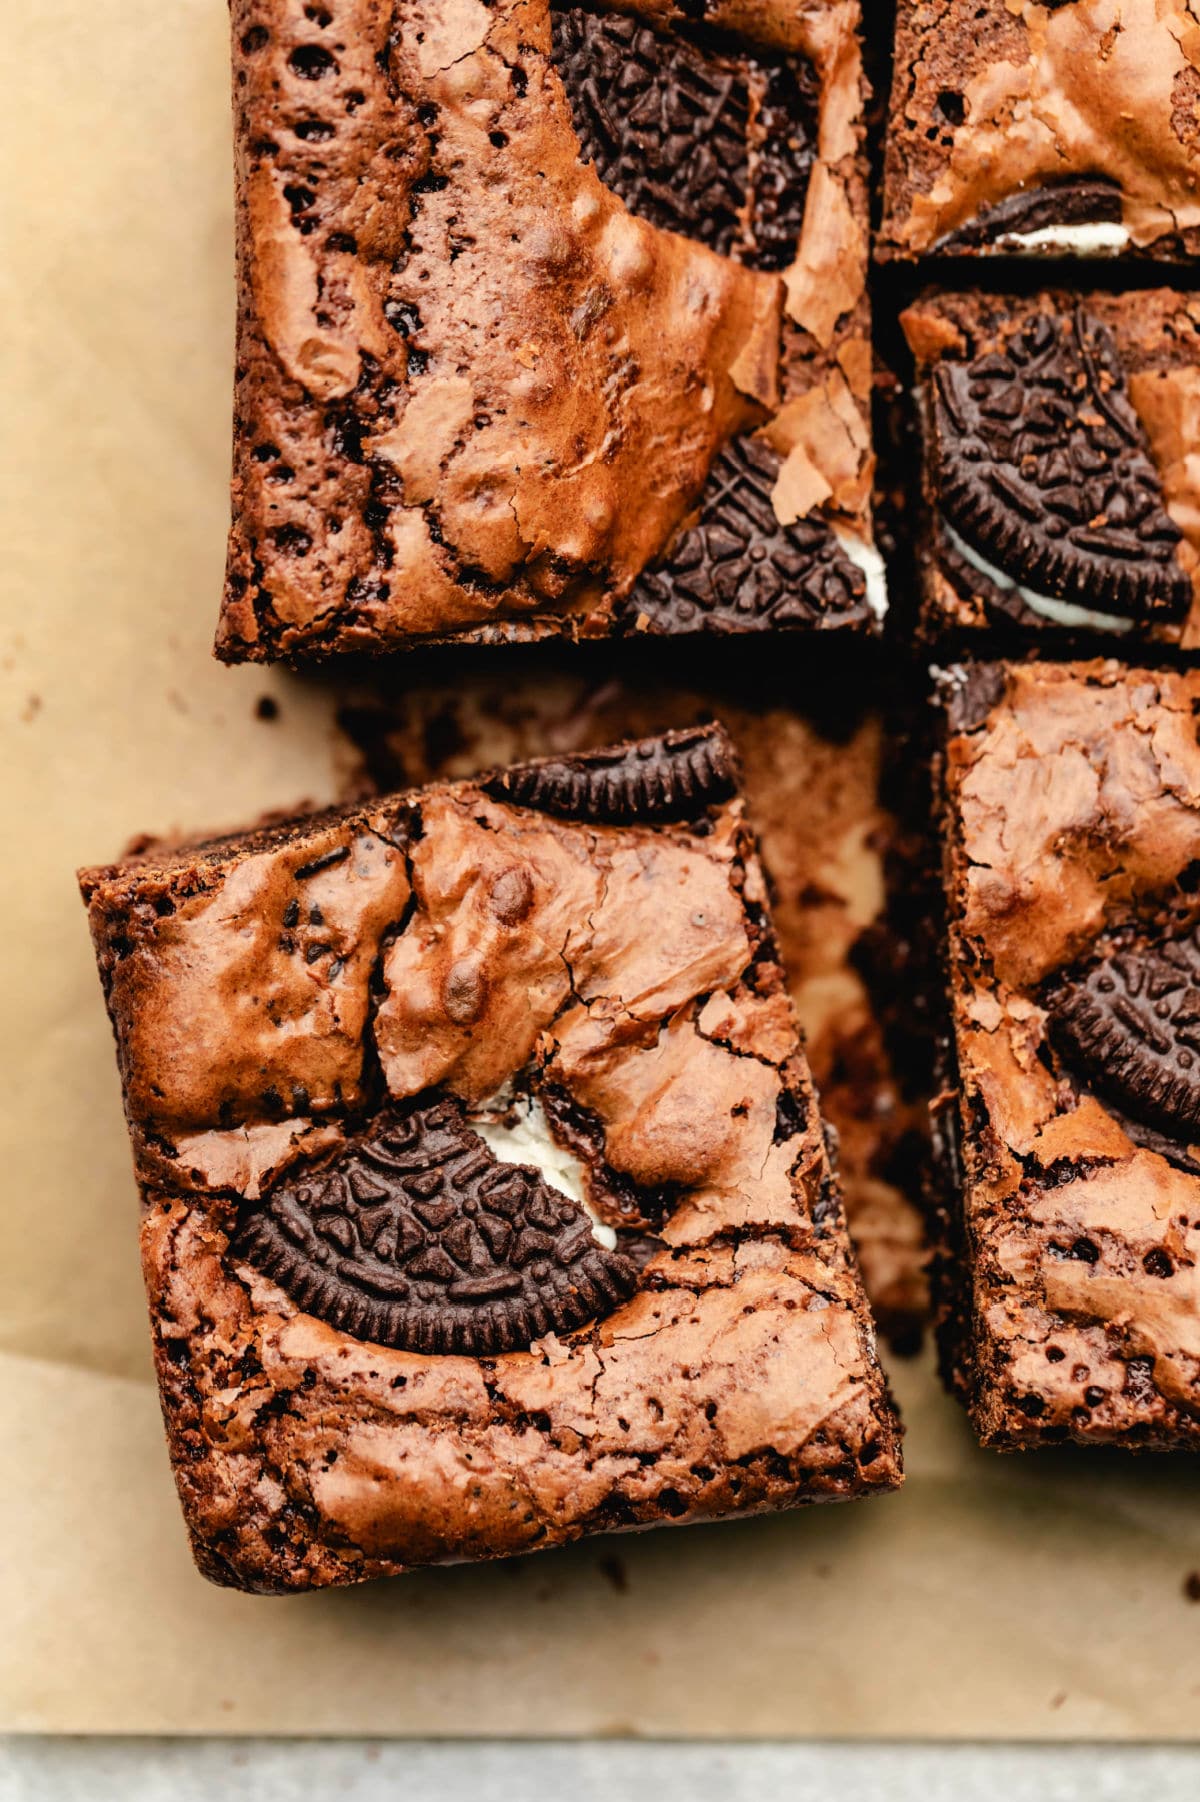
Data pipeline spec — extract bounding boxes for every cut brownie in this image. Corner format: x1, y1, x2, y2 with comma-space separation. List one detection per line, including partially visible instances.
337, 646, 933, 1347
878, 0, 1200, 263
934, 661, 1200, 1449
80, 725, 902, 1591
902, 290, 1200, 649
219, 0, 882, 660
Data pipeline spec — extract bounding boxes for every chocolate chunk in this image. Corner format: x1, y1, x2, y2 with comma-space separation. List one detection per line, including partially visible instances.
1047, 920, 1200, 1147
234, 1098, 641, 1355
623, 437, 870, 634
932, 178, 1124, 253
932, 305, 1190, 623
550, 5, 816, 270
483, 724, 739, 825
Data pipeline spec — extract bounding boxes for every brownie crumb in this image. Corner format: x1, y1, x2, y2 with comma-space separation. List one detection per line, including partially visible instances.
597, 1554, 629, 1594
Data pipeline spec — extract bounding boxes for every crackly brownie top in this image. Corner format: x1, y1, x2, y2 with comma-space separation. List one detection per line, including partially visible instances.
938, 661, 1200, 1441
338, 656, 932, 1337
880, 0, 1200, 259
81, 726, 855, 1362
903, 290, 1200, 638
220, 0, 874, 657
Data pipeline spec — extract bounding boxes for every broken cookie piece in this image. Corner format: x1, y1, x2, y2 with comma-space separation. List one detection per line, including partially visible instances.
218, 0, 881, 660
932, 661, 1200, 1449
79, 724, 902, 1591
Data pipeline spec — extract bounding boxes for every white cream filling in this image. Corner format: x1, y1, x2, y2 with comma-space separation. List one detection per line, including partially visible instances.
942, 518, 1135, 635
834, 530, 889, 622
983, 221, 1130, 257
472, 1095, 618, 1251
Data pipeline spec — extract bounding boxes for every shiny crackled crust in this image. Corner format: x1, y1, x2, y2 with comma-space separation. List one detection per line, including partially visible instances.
903, 290, 1200, 651
337, 653, 933, 1344
935, 661, 1200, 1450
878, 0, 1200, 263
218, 0, 877, 661
79, 729, 900, 1590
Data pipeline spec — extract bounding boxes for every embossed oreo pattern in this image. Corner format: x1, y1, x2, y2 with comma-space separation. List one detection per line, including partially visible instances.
550, 5, 817, 270
933, 306, 1190, 622
484, 723, 739, 824
235, 1099, 640, 1355
1049, 921, 1200, 1147
626, 437, 869, 634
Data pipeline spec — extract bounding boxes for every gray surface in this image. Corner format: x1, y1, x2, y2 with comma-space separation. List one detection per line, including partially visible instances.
1, 1741, 1198, 1801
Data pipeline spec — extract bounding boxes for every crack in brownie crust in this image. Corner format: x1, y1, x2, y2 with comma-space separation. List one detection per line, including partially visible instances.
80, 724, 901, 1589
218, 0, 878, 659
550, 4, 818, 270
934, 661, 1200, 1451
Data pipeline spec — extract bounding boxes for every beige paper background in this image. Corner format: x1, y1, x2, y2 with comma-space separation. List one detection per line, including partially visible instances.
3, 0, 1200, 1739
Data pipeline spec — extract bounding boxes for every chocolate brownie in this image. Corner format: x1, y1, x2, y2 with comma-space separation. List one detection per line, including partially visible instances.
218, 0, 883, 661
338, 646, 932, 1346
878, 0, 1200, 263
79, 725, 902, 1590
933, 661, 1200, 1449
902, 290, 1200, 649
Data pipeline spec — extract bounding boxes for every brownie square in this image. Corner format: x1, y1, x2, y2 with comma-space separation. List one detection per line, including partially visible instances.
218, 0, 883, 661
934, 661, 1200, 1450
339, 646, 933, 1345
80, 725, 901, 1591
878, 0, 1200, 263
902, 290, 1200, 648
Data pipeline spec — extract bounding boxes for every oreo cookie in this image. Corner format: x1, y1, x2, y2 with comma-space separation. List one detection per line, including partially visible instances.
550, 4, 817, 270
932, 305, 1190, 624
932, 178, 1123, 253
484, 723, 739, 825
1047, 920, 1200, 1151
624, 436, 870, 635
234, 1098, 640, 1355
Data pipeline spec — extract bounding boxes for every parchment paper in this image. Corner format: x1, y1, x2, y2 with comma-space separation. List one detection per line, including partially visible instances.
3, 0, 1200, 1739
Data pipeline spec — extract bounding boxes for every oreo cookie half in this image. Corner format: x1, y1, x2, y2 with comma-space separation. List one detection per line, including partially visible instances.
235, 1097, 641, 1355
550, 3, 818, 269
932, 178, 1125, 255
932, 305, 1190, 626
484, 722, 740, 824
623, 436, 871, 635
1047, 920, 1200, 1152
